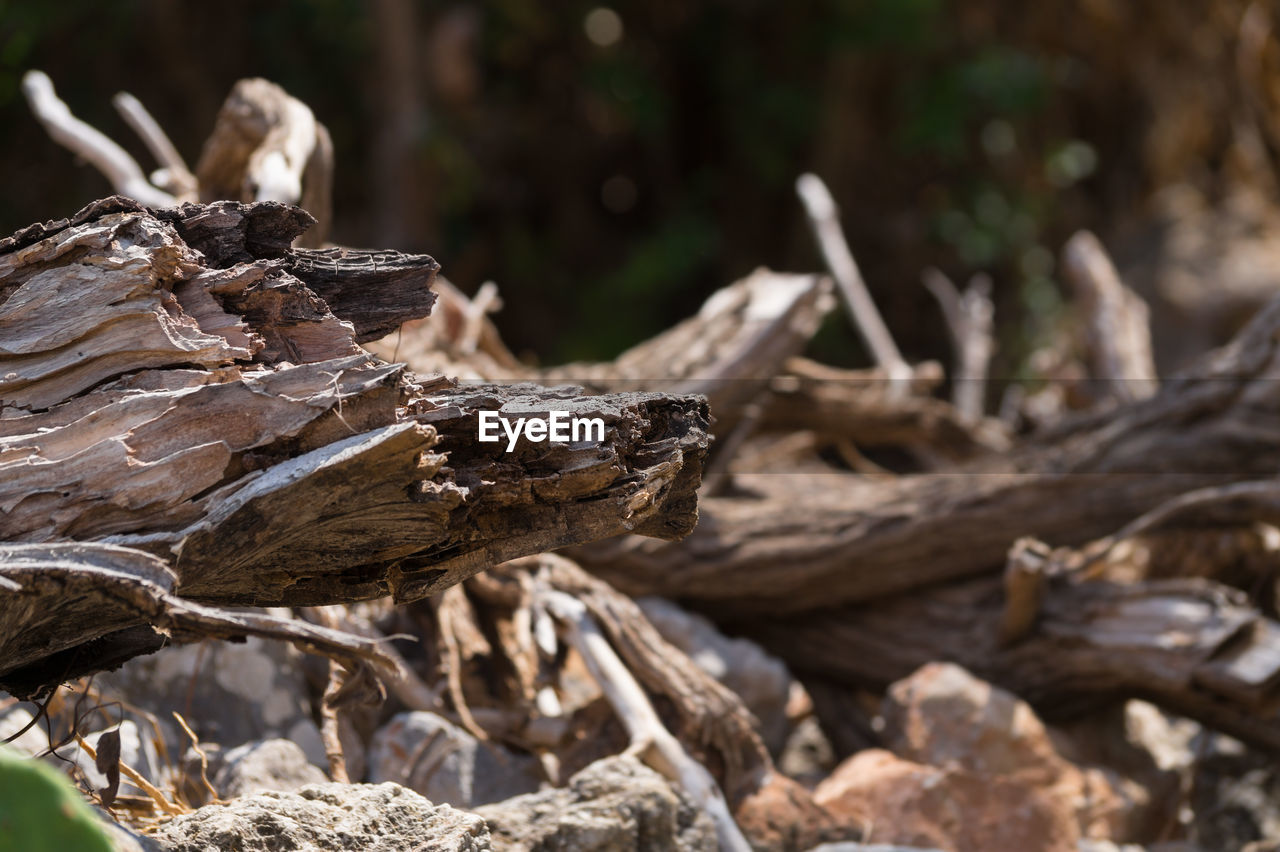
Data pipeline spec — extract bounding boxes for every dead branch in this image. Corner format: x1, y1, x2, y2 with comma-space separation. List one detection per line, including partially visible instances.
922, 268, 995, 422
743, 569, 1280, 754
0, 198, 710, 695
1062, 231, 1158, 404
537, 586, 752, 852
111, 91, 198, 200
758, 357, 1009, 460
195, 79, 332, 246
21, 71, 177, 208
796, 173, 911, 391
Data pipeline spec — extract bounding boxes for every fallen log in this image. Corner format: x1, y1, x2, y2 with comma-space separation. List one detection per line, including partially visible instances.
576, 294, 1280, 614
0, 198, 709, 695
744, 564, 1280, 753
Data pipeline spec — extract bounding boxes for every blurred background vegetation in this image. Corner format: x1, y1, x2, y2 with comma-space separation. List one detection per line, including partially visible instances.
3, 0, 1279, 377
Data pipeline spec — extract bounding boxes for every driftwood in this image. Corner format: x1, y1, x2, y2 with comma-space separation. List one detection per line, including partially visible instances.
796, 173, 911, 391
23, 73, 333, 247
746, 552, 1280, 752
195, 78, 334, 247
0, 197, 709, 697
1061, 230, 1158, 404
577, 294, 1280, 614
758, 356, 1008, 459
922, 268, 995, 422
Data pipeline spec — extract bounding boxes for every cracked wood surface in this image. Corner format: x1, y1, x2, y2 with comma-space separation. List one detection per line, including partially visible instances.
0, 197, 709, 694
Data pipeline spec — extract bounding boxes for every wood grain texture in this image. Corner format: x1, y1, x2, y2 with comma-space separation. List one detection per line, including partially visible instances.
575, 296, 1280, 614
0, 198, 709, 695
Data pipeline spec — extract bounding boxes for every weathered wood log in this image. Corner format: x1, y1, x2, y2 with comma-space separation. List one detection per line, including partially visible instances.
0, 542, 399, 700
576, 294, 1280, 614
369, 265, 1004, 468
743, 568, 1280, 753
0, 198, 709, 695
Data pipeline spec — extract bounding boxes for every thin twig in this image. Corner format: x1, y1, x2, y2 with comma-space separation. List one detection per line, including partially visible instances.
74, 733, 185, 817
22, 71, 176, 208
320, 659, 350, 783
172, 712, 220, 806
436, 588, 490, 741
796, 173, 910, 393
111, 91, 197, 199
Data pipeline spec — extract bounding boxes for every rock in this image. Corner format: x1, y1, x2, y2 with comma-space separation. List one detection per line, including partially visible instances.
0, 703, 52, 757
1190, 740, 1280, 851
368, 711, 543, 808
884, 662, 1061, 782
101, 821, 165, 852
150, 782, 490, 852
214, 738, 328, 798
95, 636, 326, 767
477, 755, 715, 851
637, 596, 793, 752
734, 770, 858, 851
808, 839, 952, 844
778, 715, 837, 786
1120, 700, 1200, 773
814, 749, 1080, 852
882, 662, 1152, 842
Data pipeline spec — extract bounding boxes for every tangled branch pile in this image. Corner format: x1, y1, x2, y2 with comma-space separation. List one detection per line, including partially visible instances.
2, 75, 1278, 852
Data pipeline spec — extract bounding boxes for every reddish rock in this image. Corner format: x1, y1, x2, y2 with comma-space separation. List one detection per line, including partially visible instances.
882, 662, 1151, 842
814, 749, 1080, 852
734, 769, 858, 851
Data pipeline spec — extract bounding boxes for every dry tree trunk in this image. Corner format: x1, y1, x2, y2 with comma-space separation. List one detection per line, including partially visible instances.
0, 197, 709, 698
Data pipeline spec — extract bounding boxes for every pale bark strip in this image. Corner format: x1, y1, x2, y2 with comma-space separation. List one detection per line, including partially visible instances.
923, 267, 995, 422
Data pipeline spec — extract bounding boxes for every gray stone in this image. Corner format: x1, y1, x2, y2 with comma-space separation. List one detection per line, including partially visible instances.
102, 821, 165, 852
214, 738, 328, 799
806, 845, 946, 852
477, 755, 716, 851
637, 596, 793, 752
368, 711, 542, 808
95, 635, 326, 766
150, 782, 490, 851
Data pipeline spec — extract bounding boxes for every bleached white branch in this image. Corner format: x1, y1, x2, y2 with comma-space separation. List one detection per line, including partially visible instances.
22, 70, 177, 208
796, 172, 911, 393
923, 267, 995, 422
251, 95, 316, 204
112, 91, 197, 199
539, 588, 752, 852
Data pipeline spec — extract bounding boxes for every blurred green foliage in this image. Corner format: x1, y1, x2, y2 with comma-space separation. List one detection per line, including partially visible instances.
0, 745, 114, 852
0, 0, 1115, 372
